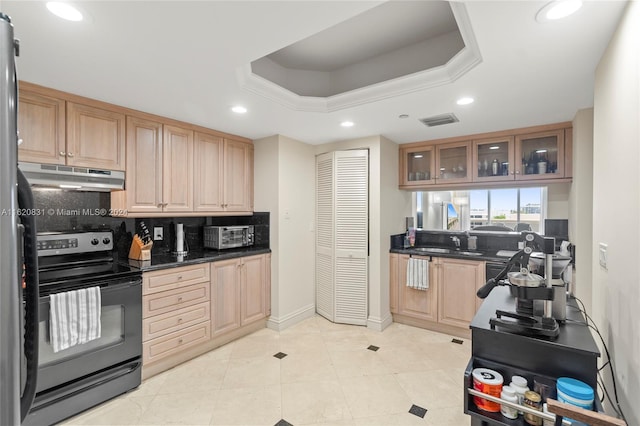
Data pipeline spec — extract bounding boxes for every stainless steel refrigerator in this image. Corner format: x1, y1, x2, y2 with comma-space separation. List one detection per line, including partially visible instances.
0, 12, 39, 425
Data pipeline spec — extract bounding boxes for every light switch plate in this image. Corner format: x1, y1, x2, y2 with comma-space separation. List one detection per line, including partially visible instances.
154, 226, 163, 241
599, 243, 608, 270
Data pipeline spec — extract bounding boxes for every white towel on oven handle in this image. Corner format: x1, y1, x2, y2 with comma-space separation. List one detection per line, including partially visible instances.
49, 286, 102, 353
406, 258, 429, 290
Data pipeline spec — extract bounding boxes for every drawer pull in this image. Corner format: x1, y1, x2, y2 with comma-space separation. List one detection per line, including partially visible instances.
59, 151, 66, 156
177, 275, 183, 280
177, 317, 183, 322
178, 338, 183, 344
177, 297, 183, 303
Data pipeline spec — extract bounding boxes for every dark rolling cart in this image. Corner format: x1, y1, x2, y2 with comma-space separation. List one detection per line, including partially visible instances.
464, 287, 602, 426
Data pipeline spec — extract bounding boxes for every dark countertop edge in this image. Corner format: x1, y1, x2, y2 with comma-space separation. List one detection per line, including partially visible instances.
389, 247, 509, 263
121, 247, 272, 272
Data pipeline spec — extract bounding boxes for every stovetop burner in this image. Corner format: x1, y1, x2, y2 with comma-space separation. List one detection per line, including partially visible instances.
36, 230, 140, 292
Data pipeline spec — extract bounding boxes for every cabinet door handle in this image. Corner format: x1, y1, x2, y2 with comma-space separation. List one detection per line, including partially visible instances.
59, 151, 66, 156
515, 170, 520, 174
67, 152, 74, 157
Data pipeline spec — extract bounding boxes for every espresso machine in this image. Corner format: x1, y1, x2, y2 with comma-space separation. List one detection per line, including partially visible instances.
476, 231, 561, 338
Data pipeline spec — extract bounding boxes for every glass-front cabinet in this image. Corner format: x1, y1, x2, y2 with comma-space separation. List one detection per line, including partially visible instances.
472, 136, 515, 182
401, 145, 436, 186
515, 129, 565, 180
435, 141, 472, 184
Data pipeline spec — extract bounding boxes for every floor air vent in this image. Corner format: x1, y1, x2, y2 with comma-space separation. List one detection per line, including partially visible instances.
419, 113, 459, 127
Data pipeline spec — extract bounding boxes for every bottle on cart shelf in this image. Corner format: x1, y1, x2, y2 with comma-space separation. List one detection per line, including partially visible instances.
500, 386, 519, 419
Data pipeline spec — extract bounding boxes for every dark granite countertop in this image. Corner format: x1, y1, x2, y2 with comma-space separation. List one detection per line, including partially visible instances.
390, 247, 512, 263
121, 247, 271, 272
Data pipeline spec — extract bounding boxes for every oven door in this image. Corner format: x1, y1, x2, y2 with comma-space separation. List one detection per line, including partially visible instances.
35, 276, 142, 393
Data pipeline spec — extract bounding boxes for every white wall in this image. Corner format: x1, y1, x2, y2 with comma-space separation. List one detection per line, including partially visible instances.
568, 108, 594, 312
592, 2, 639, 424
546, 183, 570, 219
254, 135, 316, 330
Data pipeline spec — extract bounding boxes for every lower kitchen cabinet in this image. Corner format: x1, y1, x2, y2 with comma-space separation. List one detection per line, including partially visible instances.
140, 253, 272, 378
142, 264, 211, 366
397, 254, 438, 322
211, 254, 270, 336
211, 258, 241, 336
437, 258, 485, 328
390, 253, 485, 336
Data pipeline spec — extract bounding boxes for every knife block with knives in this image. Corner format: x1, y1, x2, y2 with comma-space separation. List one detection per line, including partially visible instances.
129, 220, 153, 260
129, 234, 152, 260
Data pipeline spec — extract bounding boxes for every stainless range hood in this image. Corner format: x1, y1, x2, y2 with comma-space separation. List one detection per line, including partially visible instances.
18, 162, 125, 191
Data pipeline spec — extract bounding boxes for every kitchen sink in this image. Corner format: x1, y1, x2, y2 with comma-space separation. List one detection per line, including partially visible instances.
412, 247, 452, 254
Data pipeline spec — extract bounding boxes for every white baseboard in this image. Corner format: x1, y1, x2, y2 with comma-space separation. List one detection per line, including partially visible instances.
366, 313, 393, 332
266, 303, 316, 332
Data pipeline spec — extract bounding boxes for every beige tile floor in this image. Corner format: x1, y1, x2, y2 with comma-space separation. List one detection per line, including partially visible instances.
62, 316, 471, 426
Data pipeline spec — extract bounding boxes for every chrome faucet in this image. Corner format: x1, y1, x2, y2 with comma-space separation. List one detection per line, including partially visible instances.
451, 236, 461, 248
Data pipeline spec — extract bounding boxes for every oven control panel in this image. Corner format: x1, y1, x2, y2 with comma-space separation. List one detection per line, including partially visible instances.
37, 231, 114, 256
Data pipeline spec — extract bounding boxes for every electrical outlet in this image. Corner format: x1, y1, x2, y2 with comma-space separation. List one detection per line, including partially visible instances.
154, 226, 163, 241
599, 243, 608, 270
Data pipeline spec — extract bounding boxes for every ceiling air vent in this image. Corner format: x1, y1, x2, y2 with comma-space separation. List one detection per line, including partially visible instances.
419, 113, 459, 127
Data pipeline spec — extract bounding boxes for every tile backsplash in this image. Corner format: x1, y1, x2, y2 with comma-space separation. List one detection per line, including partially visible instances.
32, 189, 269, 258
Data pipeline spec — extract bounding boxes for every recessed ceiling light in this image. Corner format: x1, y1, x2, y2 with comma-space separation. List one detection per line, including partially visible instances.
536, 0, 582, 22
340, 121, 354, 128
231, 106, 247, 114
46, 2, 83, 21
399, 114, 409, 119
456, 97, 474, 106
489, 146, 500, 150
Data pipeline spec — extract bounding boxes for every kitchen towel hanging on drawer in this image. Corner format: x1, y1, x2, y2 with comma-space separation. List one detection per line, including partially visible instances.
50, 287, 102, 352
407, 258, 429, 290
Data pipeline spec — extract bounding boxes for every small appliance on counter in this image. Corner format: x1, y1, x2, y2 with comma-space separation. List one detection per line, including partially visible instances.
174, 223, 188, 255
476, 231, 561, 338
204, 225, 254, 250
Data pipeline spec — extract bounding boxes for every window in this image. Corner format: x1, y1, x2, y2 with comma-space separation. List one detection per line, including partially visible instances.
414, 187, 547, 232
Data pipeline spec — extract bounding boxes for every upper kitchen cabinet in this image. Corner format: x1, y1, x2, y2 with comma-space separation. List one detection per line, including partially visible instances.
119, 116, 163, 214
399, 121, 573, 190
400, 145, 436, 187
162, 124, 194, 212
515, 129, 565, 181
472, 136, 515, 182
17, 82, 125, 170
17, 87, 65, 164
435, 141, 472, 184
193, 133, 253, 213
113, 117, 194, 215
66, 102, 126, 171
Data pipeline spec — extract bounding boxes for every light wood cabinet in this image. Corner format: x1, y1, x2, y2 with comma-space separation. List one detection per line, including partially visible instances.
399, 121, 573, 190
142, 264, 212, 366
240, 254, 268, 325
211, 254, 270, 337
66, 102, 126, 171
397, 254, 438, 322
17, 84, 125, 170
390, 254, 485, 334
211, 258, 242, 336
17, 88, 65, 164
515, 129, 565, 180
437, 258, 485, 328
118, 116, 163, 214
472, 136, 515, 182
193, 134, 253, 213
162, 124, 194, 212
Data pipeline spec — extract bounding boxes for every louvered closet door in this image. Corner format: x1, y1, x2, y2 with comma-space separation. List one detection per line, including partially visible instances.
334, 150, 368, 325
315, 152, 334, 321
